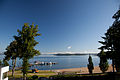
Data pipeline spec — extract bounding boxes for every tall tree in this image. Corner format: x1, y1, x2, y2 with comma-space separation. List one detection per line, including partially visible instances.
99, 9, 120, 72
0, 60, 2, 66
14, 23, 41, 80
87, 55, 94, 74
98, 50, 109, 73
4, 40, 18, 77
3, 60, 9, 66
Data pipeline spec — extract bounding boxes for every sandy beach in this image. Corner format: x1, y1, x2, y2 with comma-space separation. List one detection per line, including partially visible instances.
53, 64, 113, 74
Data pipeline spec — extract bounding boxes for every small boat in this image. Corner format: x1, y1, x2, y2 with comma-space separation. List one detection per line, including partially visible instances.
34, 61, 58, 65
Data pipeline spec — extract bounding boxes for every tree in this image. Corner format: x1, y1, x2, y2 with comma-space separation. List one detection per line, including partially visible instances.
98, 35, 115, 72
98, 50, 109, 73
3, 60, 9, 66
14, 23, 41, 80
4, 40, 18, 77
0, 60, 2, 66
87, 55, 94, 74
98, 9, 120, 72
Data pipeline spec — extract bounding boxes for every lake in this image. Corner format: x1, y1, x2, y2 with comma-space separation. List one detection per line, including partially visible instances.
0, 54, 112, 70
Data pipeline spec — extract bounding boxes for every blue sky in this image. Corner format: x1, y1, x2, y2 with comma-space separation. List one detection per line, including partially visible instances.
0, 0, 119, 53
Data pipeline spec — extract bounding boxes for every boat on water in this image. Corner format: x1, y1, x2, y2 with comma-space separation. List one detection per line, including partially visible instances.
33, 61, 57, 65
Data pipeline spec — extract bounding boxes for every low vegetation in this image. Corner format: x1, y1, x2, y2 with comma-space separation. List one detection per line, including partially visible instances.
50, 72, 120, 80
87, 55, 94, 74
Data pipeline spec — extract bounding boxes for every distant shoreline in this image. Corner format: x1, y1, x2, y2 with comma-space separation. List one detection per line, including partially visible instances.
54, 53, 98, 56
1, 53, 98, 56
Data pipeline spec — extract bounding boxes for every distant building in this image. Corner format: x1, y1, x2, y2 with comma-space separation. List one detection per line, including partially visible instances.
0, 66, 9, 80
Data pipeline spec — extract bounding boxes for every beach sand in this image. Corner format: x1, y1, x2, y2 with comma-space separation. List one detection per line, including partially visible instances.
53, 64, 114, 74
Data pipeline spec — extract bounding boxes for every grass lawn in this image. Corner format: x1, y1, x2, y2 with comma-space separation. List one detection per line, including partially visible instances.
8, 70, 56, 78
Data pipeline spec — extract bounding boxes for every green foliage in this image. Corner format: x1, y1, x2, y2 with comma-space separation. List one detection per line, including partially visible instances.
99, 50, 109, 73
50, 73, 120, 80
3, 60, 9, 66
22, 58, 29, 76
87, 55, 94, 74
4, 40, 18, 77
14, 23, 41, 80
98, 9, 120, 72
4, 41, 18, 60
99, 60, 109, 73
31, 75, 38, 80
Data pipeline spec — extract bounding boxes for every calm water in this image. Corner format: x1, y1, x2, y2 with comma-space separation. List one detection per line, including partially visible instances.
0, 54, 111, 70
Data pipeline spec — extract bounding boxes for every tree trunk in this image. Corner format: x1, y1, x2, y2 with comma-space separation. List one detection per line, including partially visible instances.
112, 59, 115, 72
115, 59, 120, 72
22, 58, 29, 80
12, 59, 14, 77
12, 58, 17, 77
23, 74, 26, 80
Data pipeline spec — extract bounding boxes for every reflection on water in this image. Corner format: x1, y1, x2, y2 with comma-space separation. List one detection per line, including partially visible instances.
0, 54, 112, 70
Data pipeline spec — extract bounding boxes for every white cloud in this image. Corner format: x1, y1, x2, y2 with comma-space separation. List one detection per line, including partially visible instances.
67, 46, 72, 49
